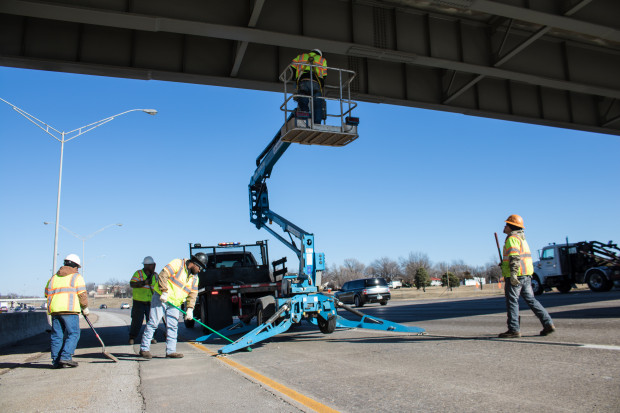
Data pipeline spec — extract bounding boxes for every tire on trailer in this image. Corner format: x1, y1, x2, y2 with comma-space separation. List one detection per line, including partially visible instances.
531, 275, 544, 296
256, 296, 276, 326
317, 315, 336, 334
587, 270, 613, 292
380, 300, 388, 306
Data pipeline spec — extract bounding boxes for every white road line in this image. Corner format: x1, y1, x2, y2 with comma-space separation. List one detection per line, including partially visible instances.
580, 344, 620, 351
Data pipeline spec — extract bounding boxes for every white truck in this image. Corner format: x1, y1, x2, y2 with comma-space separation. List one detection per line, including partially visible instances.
531, 240, 620, 295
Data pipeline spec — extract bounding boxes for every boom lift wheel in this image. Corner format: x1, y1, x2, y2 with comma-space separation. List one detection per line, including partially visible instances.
317, 315, 336, 334
256, 296, 276, 326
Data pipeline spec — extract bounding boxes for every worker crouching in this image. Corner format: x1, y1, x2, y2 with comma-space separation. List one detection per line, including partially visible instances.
44, 254, 89, 368
139, 253, 207, 359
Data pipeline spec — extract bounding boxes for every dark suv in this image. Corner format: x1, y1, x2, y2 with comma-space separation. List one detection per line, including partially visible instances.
335, 278, 390, 307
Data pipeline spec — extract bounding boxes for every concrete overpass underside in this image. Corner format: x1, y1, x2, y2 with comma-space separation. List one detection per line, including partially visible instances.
1, 0, 619, 136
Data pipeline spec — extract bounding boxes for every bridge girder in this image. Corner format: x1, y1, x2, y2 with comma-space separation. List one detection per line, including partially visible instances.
1, 0, 619, 135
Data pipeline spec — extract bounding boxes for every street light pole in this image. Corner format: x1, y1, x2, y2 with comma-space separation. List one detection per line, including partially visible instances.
44, 222, 122, 279
2, 97, 156, 274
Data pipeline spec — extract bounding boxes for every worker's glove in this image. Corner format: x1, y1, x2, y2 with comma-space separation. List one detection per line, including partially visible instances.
159, 292, 168, 304
510, 276, 520, 287
185, 308, 194, 321
82, 307, 90, 316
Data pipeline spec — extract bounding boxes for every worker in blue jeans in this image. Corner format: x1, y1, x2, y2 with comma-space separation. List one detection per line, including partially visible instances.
45, 254, 89, 368
499, 215, 555, 338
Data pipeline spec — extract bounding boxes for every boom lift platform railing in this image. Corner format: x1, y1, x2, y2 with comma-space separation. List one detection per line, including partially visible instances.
212, 64, 424, 354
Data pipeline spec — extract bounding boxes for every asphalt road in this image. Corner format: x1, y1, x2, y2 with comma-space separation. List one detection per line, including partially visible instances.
1, 290, 619, 412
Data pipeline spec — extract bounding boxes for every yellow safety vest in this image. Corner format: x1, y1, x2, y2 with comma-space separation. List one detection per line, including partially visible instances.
292, 53, 327, 80
45, 272, 86, 314
131, 269, 154, 302
502, 233, 534, 277
154, 259, 198, 307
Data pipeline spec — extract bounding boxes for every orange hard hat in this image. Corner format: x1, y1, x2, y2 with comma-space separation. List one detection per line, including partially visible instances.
505, 214, 524, 228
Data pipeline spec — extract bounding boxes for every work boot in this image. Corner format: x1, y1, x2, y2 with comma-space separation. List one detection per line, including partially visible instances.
165, 353, 184, 358
129, 338, 134, 345
139, 350, 152, 359
498, 330, 521, 338
59, 360, 79, 368
151, 338, 157, 344
540, 324, 556, 336
51, 363, 62, 369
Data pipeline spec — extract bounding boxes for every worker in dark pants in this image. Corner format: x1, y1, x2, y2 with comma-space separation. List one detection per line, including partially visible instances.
129, 256, 157, 345
292, 49, 328, 125
499, 214, 556, 338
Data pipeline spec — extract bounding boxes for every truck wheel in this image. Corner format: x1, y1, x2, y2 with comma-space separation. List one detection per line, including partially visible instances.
354, 295, 364, 308
531, 275, 544, 296
256, 296, 276, 326
199, 296, 209, 333
182, 304, 195, 328
557, 282, 572, 294
317, 315, 336, 334
587, 270, 613, 292
380, 300, 388, 306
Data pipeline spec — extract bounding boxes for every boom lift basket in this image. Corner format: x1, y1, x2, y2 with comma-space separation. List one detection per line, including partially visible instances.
279, 64, 359, 147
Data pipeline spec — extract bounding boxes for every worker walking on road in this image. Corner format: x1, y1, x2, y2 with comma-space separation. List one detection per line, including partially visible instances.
139, 253, 207, 359
129, 256, 157, 345
499, 214, 556, 338
292, 49, 327, 125
44, 254, 89, 368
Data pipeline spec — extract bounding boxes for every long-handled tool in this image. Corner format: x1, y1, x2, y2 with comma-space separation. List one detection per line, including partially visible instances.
82, 312, 119, 362
494, 232, 503, 263
167, 302, 252, 352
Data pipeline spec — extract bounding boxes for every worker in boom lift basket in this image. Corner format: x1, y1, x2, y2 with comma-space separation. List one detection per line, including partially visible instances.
139, 254, 207, 359
499, 214, 556, 338
129, 256, 158, 345
292, 49, 327, 125
44, 254, 89, 368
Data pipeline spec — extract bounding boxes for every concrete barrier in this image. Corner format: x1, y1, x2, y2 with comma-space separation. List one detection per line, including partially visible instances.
0, 312, 50, 348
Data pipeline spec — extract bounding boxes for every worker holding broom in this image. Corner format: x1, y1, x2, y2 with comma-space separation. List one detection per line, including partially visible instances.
139, 253, 207, 359
498, 214, 555, 338
44, 253, 89, 368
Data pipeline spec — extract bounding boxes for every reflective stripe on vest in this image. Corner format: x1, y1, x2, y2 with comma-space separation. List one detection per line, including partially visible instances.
154, 259, 197, 306
131, 270, 153, 302
46, 272, 83, 313
292, 53, 327, 79
502, 235, 534, 277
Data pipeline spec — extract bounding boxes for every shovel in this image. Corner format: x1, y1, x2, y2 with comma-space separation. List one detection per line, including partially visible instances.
82, 312, 119, 362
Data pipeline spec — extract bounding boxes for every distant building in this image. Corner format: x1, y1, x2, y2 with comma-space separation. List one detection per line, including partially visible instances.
430, 277, 442, 286
464, 277, 486, 286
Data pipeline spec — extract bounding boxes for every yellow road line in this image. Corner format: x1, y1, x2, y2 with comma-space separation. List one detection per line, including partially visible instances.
190, 342, 339, 413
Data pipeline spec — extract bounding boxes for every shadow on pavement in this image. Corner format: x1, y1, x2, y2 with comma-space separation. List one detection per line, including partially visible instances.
340, 291, 620, 324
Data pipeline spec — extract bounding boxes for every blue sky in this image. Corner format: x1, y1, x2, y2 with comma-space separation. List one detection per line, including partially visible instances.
1, 66, 619, 296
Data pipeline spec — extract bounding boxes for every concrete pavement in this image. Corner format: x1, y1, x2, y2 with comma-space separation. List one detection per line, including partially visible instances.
1, 290, 619, 412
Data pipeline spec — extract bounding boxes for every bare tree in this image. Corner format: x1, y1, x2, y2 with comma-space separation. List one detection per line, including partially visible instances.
367, 257, 402, 281
400, 252, 432, 285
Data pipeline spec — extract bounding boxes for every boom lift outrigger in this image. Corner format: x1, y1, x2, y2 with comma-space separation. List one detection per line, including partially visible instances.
216, 64, 425, 354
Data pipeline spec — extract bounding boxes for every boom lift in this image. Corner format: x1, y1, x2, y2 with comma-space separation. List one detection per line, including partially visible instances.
215, 63, 425, 354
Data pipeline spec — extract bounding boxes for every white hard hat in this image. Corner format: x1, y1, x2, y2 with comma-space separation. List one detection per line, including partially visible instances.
311, 49, 322, 56
64, 254, 81, 267
142, 256, 156, 265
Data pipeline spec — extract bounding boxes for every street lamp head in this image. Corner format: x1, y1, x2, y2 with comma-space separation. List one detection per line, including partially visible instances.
116, 223, 123, 227
142, 109, 158, 115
